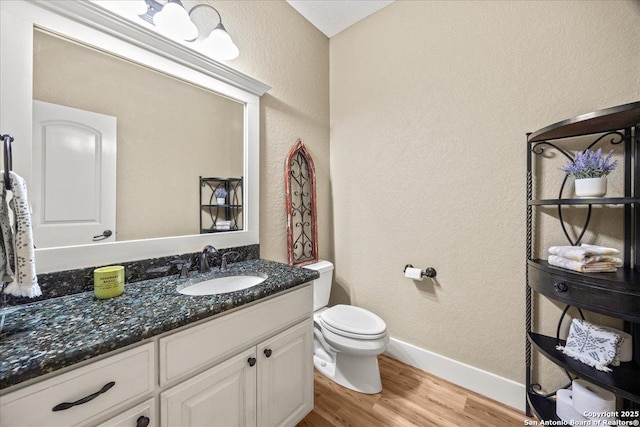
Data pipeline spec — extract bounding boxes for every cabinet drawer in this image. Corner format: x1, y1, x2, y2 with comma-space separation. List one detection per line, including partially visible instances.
96, 397, 156, 427
159, 285, 312, 385
0, 342, 155, 427
528, 264, 640, 322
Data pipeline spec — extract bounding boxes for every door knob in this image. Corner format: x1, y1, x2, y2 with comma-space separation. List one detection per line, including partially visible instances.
92, 230, 113, 241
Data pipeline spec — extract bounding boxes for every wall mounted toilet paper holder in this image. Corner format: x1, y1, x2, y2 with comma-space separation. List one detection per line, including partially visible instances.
404, 264, 437, 278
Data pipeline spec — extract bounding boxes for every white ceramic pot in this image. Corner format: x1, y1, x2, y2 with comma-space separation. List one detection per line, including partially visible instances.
216, 197, 226, 205
574, 177, 607, 198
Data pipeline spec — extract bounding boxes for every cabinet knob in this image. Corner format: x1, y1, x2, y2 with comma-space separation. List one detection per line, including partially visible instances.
248, 357, 257, 367
553, 282, 568, 292
264, 348, 272, 358
137, 416, 150, 427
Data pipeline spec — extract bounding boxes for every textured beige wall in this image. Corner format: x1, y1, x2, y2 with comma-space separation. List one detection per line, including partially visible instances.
183, 0, 331, 262
34, 30, 243, 241
330, 0, 640, 385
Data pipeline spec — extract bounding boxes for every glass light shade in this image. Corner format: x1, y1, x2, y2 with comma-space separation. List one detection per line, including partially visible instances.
153, 2, 198, 41
202, 27, 239, 61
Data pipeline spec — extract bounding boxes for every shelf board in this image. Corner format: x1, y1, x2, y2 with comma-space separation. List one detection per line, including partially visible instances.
528, 101, 640, 142
529, 197, 639, 206
200, 228, 240, 233
527, 391, 559, 422
528, 332, 640, 403
201, 204, 242, 208
529, 259, 640, 291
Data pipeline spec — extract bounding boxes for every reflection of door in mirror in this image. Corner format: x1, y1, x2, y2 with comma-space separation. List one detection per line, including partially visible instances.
33, 100, 116, 249
32, 28, 244, 247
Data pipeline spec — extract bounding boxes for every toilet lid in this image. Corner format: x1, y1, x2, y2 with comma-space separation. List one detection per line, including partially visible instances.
320, 305, 387, 338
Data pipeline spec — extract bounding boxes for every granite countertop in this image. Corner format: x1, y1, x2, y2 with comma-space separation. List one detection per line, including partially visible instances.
0, 259, 319, 390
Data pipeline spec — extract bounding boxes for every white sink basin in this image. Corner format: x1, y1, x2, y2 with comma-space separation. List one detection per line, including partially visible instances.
178, 274, 267, 296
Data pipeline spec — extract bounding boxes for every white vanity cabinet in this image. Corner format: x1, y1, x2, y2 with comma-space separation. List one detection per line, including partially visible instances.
160, 286, 314, 427
0, 285, 313, 427
161, 320, 313, 427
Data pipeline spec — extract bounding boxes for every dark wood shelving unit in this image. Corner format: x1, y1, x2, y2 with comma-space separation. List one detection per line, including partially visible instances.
525, 101, 640, 420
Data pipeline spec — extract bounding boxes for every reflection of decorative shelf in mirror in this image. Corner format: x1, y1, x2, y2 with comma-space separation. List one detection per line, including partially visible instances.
199, 177, 243, 233
529, 197, 639, 206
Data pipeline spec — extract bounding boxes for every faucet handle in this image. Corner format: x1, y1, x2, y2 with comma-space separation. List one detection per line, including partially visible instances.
220, 251, 240, 272
170, 259, 191, 279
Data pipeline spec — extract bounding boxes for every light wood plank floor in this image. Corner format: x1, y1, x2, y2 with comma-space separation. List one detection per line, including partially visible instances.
298, 355, 534, 427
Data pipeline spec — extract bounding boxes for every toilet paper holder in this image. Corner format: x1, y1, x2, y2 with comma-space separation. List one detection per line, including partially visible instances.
404, 264, 437, 278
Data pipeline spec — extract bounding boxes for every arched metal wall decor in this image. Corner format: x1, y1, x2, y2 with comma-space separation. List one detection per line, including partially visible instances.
285, 139, 318, 265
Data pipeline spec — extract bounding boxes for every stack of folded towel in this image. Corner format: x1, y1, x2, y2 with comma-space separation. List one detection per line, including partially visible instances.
215, 220, 232, 231
548, 244, 622, 273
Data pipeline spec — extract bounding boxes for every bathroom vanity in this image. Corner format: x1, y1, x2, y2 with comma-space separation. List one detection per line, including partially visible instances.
0, 260, 318, 427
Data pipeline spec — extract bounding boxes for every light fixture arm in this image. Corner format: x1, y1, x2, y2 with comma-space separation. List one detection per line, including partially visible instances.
188, 4, 223, 25
187, 4, 229, 41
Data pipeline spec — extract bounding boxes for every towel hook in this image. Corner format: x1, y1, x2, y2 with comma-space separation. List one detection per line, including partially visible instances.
1, 134, 14, 190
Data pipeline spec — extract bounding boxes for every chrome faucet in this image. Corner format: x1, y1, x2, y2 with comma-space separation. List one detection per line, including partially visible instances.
220, 251, 239, 272
200, 245, 219, 273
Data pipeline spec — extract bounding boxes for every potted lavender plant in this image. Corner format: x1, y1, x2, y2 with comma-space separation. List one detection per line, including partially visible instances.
561, 148, 618, 198
214, 187, 227, 205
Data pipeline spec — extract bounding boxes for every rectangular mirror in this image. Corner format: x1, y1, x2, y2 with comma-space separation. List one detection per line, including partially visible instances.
0, 1, 269, 272
33, 29, 244, 248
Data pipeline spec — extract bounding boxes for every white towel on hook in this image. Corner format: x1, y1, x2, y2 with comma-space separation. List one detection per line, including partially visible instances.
0, 171, 40, 298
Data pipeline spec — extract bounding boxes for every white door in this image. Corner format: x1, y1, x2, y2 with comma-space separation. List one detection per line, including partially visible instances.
257, 321, 313, 427
32, 100, 116, 248
161, 348, 257, 427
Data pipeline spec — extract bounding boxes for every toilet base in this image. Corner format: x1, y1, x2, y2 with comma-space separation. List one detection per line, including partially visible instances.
313, 352, 383, 394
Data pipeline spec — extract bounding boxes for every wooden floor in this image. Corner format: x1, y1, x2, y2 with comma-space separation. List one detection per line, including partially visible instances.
298, 355, 533, 427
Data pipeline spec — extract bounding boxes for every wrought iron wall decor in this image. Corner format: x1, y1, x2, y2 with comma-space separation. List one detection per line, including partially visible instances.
200, 177, 243, 233
285, 139, 318, 266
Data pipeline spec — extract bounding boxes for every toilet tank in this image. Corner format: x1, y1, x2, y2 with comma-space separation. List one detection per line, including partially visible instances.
304, 260, 334, 311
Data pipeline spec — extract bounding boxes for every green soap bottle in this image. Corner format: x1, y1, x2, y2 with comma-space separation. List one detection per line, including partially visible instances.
94, 266, 125, 299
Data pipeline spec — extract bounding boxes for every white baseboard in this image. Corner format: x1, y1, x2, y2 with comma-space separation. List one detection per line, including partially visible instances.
384, 337, 525, 412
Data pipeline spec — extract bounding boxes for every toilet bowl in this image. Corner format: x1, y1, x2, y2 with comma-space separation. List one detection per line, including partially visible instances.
305, 261, 389, 394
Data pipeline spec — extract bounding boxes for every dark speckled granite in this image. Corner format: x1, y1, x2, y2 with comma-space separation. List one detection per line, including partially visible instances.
3, 244, 260, 306
0, 259, 318, 389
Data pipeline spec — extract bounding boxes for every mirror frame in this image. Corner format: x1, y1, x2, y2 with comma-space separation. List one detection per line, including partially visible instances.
0, 0, 270, 273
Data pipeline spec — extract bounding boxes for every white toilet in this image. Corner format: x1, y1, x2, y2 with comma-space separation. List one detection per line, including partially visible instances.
305, 260, 389, 394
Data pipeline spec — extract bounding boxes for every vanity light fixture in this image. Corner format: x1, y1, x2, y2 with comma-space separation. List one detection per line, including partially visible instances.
139, 0, 239, 60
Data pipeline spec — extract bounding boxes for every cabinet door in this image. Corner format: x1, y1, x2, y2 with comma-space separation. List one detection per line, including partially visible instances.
257, 320, 313, 427
161, 348, 257, 427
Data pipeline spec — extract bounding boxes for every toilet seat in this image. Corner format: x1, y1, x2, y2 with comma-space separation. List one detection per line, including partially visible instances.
319, 305, 387, 340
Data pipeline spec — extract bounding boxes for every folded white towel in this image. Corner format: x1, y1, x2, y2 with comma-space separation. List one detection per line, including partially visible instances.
0, 171, 40, 298
548, 244, 621, 263
548, 255, 618, 273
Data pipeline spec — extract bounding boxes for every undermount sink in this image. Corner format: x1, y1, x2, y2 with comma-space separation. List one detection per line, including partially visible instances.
178, 274, 267, 296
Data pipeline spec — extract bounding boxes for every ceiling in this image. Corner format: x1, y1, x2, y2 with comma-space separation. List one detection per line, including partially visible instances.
286, 0, 394, 38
